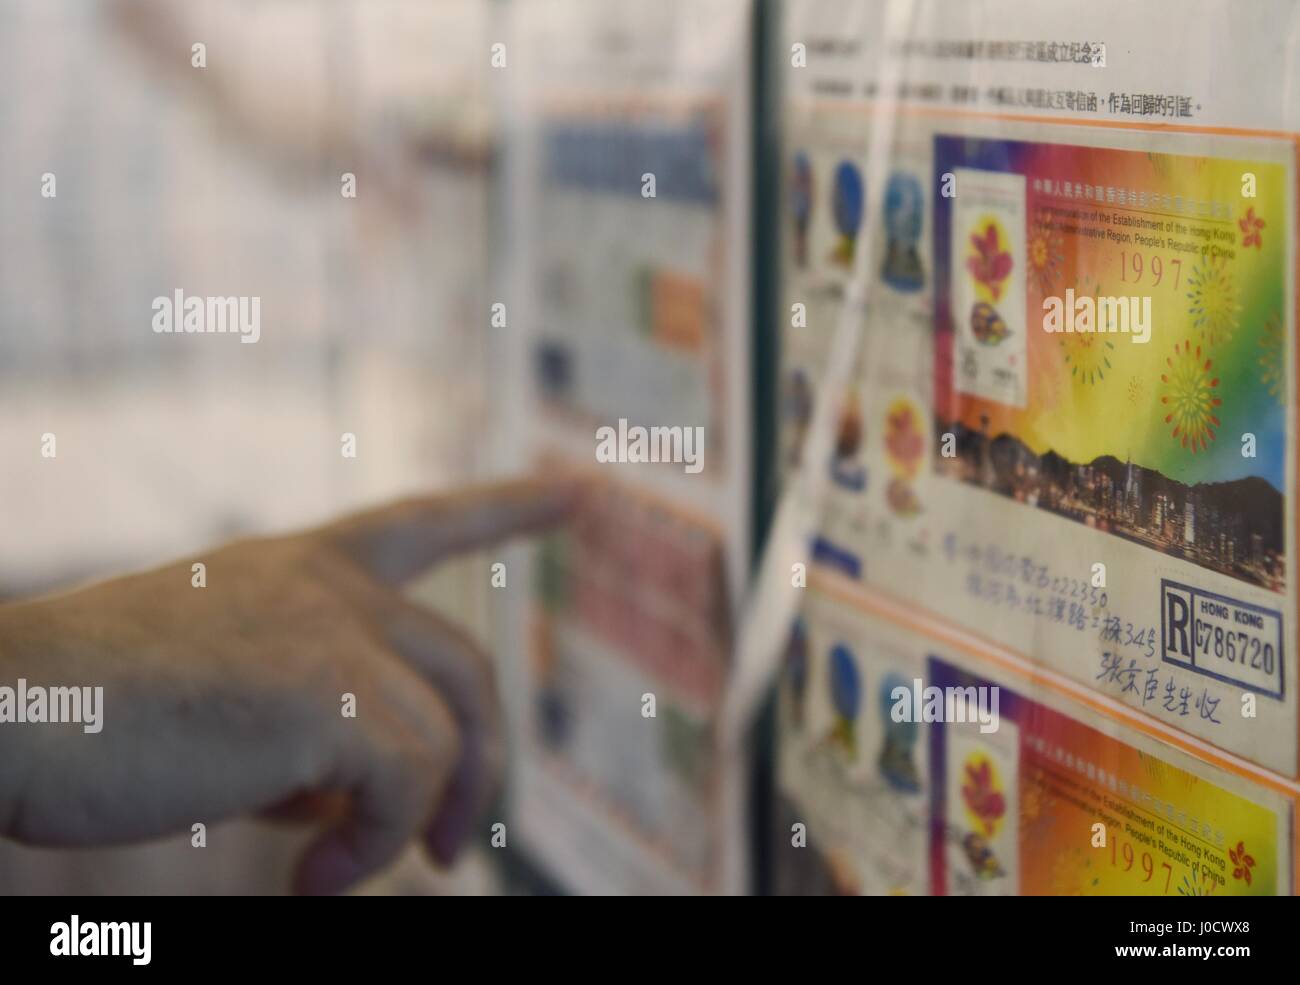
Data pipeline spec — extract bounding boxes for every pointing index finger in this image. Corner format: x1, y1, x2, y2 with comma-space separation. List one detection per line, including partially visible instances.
325, 473, 587, 585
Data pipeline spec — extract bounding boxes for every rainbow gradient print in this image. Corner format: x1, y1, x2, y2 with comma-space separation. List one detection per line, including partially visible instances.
929, 658, 1282, 897
934, 136, 1290, 592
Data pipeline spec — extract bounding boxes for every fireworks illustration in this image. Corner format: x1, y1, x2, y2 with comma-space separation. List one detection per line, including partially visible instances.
1159, 340, 1222, 453
1258, 311, 1285, 406
1026, 210, 1063, 294
1061, 330, 1116, 386
1185, 255, 1240, 347
1146, 152, 1207, 182
1127, 374, 1144, 405
1060, 278, 1115, 386
1018, 768, 1059, 845
1177, 863, 1216, 897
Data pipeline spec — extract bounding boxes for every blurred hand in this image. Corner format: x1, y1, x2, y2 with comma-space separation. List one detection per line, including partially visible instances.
0, 474, 582, 894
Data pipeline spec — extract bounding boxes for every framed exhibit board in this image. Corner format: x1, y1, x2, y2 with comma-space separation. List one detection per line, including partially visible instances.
768, 0, 1300, 893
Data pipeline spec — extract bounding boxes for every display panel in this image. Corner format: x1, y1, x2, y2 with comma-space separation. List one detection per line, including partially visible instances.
774, 585, 1297, 896
501, 0, 753, 894
774, 0, 1300, 777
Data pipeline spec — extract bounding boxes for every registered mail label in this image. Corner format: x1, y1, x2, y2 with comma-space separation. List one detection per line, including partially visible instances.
1161, 580, 1284, 699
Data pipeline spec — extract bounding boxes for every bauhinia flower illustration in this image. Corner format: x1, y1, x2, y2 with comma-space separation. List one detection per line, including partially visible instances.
1239, 207, 1265, 250
966, 222, 1013, 301
961, 756, 1006, 837
1229, 841, 1256, 885
884, 399, 924, 478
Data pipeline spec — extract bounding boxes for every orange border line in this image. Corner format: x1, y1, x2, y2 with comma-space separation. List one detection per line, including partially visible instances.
794, 98, 1300, 142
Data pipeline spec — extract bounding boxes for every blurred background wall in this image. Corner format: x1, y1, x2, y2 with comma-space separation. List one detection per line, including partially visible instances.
0, 0, 501, 894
